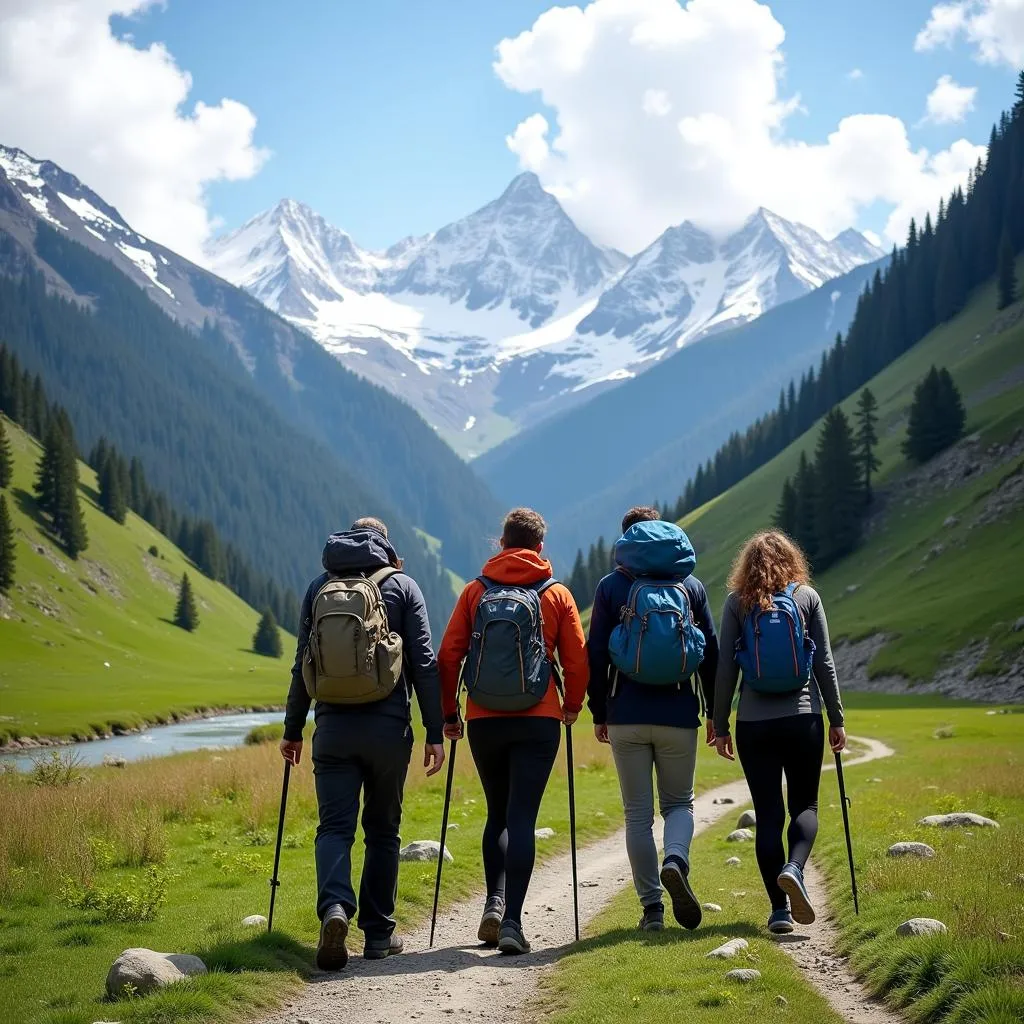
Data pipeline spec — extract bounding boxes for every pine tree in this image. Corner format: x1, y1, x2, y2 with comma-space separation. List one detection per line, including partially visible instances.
813, 408, 863, 570
0, 418, 12, 490
773, 477, 798, 537
0, 494, 15, 593
567, 548, 587, 604
253, 608, 283, 658
936, 367, 967, 450
174, 572, 199, 632
34, 420, 62, 519
53, 433, 88, 558
98, 455, 127, 524
854, 388, 881, 504
997, 226, 1019, 310
903, 366, 966, 463
792, 452, 818, 561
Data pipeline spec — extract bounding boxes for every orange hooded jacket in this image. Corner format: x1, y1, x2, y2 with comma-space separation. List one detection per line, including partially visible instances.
438, 548, 589, 722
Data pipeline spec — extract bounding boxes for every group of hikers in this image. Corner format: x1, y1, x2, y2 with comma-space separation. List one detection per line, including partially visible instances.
279, 507, 846, 971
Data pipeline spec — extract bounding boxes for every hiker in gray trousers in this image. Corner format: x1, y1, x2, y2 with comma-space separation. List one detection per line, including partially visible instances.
586, 506, 719, 931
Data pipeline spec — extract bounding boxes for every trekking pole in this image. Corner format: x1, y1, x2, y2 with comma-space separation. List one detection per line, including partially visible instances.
429, 738, 458, 948
268, 758, 291, 932
834, 751, 859, 915
565, 723, 580, 942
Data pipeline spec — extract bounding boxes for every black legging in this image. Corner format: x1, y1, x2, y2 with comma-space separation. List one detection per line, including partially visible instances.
467, 716, 561, 925
736, 714, 824, 910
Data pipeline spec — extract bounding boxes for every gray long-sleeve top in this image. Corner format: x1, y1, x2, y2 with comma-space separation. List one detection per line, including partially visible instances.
713, 585, 844, 736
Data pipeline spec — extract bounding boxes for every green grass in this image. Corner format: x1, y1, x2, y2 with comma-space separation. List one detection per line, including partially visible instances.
0, 418, 293, 743
541, 699, 1024, 1024
677, 261, 1024, 682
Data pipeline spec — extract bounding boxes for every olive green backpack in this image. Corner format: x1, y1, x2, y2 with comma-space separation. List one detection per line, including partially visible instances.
301, 568, 404, 704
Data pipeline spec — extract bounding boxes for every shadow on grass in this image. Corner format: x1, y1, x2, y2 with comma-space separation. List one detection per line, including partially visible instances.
199, 930, 316, 979
12, 486, 51, 543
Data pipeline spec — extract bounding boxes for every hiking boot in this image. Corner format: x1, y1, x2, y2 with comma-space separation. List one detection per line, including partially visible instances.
315, 904, 349, 972
660, 855, 702, 930
478, 895, 506, 947
497, 919, 531, 955
363, 934, 404, 960
768, 908, 795, 934
639, 901, 665, 932
777, 863, 815, 925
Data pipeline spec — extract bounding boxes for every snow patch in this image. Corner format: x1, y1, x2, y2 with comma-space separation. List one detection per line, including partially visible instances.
116, 242, 175, 299
463, 415, 477, 432
57, 192, 120, 232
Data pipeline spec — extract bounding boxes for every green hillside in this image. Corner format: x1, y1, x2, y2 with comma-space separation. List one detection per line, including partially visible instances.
0, 418, 292, 743
678, 260, 1024, 684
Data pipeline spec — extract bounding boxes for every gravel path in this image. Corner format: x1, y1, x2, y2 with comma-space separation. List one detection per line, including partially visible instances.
259, 737, 895, 1024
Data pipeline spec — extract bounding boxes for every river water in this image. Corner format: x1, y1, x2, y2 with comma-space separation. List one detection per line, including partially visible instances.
3, 710, 284, 772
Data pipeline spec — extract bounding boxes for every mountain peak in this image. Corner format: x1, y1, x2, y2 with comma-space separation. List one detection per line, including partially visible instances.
500, 171, 547, 200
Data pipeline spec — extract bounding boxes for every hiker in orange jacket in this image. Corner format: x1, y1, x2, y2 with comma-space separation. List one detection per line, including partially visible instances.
438, 507, 588, 954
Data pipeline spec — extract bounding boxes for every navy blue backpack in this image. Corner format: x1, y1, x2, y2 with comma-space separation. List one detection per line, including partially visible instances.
608, 521, 706, 688
735, 583, 815, 694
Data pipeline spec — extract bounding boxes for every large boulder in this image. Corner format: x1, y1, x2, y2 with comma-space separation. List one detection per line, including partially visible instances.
706, 938, 748, 959
106, 948, 206, 998
725, 969, 761, 983
725, 856, 742, 866
242, 914, 268, 928
534, 827, 555, 839
737, 810, 756, 828
399, 840, 453, 863
726, 828, 754, 843
918, 812, 999, 829
887, 842, 935, 858
897, 918, 947, 938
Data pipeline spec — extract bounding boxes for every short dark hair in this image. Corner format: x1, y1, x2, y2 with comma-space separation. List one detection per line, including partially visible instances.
621, 505, 661, 534
501, 507, 546, 549
351, 516, 389, 539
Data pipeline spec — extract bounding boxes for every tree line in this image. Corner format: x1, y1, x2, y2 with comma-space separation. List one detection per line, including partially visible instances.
0, 344, 296, 633
564, 71, 1024, 598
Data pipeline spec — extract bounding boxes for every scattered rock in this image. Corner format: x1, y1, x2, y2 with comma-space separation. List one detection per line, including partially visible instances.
1014, 616, 1024, 633
737, 810, 756, 828
706, 938, 749, 959
897, 918, 947, 938
725, 969, 761, 983
725, 856, 741, 866
918, 812, 999, 829
943, 515, 959, 528
399, 840, 453, 863
712, 796, 735, 805
106, 948, 206, 998
997, 931, 1016, 942
726, 828, 754, 842
933, 725, 955, 739
534, 827, 555, 840
102, 754, 127, 768
869, 777, 883, 783
776, 995, 789, 1007
887, 842, 936, 858
242, 914, 267, 928
845, 583, 859, 593
702, 903, 722, 912
731, 891, 747, 898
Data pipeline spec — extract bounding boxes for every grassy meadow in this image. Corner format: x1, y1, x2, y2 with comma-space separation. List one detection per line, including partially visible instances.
539, 696, 1024, 1024
0, 418, 294, 743
677, 262, 1024, 683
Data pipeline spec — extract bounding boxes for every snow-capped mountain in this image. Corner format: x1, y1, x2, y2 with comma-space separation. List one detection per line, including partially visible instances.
207, 181, 882, 456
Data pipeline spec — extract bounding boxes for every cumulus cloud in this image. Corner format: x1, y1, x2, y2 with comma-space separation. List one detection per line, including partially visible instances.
495, 0, 985, 252
915, 0, 1024, 67
0, 0, 268, 261
847, 68, 864, 80
923, 75, 978, 123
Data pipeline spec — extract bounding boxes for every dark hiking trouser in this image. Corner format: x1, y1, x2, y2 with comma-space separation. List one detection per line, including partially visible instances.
468, 715, 561, 926
312, 715, 413, 943
736, 714, 824, 911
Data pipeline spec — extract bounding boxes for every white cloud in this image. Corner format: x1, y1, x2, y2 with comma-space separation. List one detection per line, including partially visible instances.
923, 75, 978, 123
862, 229, 882, 247
915, 0, 1024, 67
495, 0, 984, 252
847, 68, 864, 80
642, 88, 673, 116
0, 0, 268, 262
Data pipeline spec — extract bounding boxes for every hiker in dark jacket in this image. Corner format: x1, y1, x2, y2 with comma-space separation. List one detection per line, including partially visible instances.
713, 530, 845, 935
280, 517, 445, 972
587, 507, 719, 932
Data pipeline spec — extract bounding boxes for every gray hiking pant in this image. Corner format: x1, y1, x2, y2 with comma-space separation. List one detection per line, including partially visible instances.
608, 724, 699, 907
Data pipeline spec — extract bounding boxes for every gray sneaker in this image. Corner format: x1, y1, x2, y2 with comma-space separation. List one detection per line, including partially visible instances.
639, 902, 665, 932
660, 856, 702, 930
316, 904, 349, 972
478, 895, 505, 946
768, 908, 795, 934
777, 863, 815, 925
497, 920, 531, 955
363, 934, 404, 960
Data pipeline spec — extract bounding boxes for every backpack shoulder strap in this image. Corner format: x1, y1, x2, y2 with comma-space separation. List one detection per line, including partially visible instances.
615, 565, 635, 581
367, 566, 400, 588
476, 575, 495, 590
534, 578, 558, 596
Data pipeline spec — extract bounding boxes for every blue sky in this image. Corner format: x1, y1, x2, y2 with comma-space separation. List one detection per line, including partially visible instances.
114, 0, 1017, 250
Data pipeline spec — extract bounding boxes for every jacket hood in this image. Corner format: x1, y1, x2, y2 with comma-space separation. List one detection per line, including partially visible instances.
614, 521, 696, 578
322, 529, 398, 575
480, 548, 553, 586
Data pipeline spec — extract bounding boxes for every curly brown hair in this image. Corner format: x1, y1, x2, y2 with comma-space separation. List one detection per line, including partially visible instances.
727, 530, 811, 614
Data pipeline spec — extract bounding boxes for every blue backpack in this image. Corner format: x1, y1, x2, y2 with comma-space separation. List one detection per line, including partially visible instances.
463, 576, 556, 712
609, 572, 706, 686
735, 583, 816, 694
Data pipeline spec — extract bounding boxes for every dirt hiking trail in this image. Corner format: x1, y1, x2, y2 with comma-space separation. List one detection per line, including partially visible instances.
259, 737, 896, 1024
